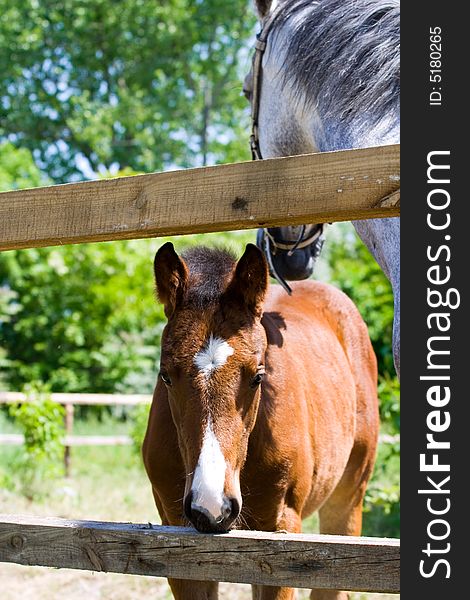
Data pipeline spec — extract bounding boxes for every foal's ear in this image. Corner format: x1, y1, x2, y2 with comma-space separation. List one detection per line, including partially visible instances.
254, 0, 273, 19
154, 242, 189, 318
226, 244, 268, 317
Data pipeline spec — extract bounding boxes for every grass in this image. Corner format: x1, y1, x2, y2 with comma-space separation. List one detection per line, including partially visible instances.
0, 412, 399, 599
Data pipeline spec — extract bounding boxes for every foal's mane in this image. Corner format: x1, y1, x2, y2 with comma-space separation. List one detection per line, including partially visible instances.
273, 0, 400, 146
181, 247, 236, 308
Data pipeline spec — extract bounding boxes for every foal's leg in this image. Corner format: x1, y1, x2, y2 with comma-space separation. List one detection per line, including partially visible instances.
252, 587, 296, 600
251, 506, 301, 600
154, 489, 219, 600
168, 579, 218, 600
310, 444, 375, 600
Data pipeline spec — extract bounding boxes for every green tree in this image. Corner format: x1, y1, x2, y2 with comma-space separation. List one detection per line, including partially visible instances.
0, 142, 46, 190
0, 0, 255, 182
0, 240, 163, 392
0, 142, 46, 384
0, 285, 15, 387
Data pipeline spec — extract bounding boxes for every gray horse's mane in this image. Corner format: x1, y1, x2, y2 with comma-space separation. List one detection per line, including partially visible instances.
273, 0, 400, 147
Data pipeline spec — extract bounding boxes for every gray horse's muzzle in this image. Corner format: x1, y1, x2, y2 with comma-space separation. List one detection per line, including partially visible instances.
256, 225, 325, 287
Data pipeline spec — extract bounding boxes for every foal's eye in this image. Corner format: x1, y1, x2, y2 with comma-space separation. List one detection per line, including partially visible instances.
160, 372, 172, 386
250, 371, 264, 389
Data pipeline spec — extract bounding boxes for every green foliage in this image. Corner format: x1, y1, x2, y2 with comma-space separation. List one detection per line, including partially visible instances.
363, 443, 400, 538
0, 286, 16, 387
130, 403, 151, 458
0, 142, 46, 191
7, 383, 65, 499
0, 231, 255, 394
0, 240, 163, 392
0, 0, 255, 182
378, 373, 400, 435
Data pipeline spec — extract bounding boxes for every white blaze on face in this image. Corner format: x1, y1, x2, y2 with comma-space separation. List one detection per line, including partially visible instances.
194, 335, 234, 377
191, 417, 228, 521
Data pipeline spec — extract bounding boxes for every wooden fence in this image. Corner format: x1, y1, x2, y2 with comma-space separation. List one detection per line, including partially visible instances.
0, 145, 400, 593
0, 392, 151, 406
0, 392, 151, 475
0, 515, 400, 593
0, 145, 399, 251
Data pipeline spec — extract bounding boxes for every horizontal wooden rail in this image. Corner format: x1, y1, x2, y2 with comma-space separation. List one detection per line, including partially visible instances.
0, 391, 151, 406
0, 391, 151, 473
0, 434, 132, 447
0, 515, 400, 593
0, 145, 399, 251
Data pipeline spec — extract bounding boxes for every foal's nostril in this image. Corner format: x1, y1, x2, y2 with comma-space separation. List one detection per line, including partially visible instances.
228, 497, 241, 522
184, 495, 242, 533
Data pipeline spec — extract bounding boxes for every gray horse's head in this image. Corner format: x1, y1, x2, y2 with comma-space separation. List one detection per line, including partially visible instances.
245, 0, 400, 156
245, 0, 401, 377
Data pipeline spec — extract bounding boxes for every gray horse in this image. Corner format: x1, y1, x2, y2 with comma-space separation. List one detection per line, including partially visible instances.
245, 0, 400, 376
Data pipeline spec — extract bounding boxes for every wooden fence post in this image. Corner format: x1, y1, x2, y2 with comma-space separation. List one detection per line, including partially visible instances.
64, 403, 74, 477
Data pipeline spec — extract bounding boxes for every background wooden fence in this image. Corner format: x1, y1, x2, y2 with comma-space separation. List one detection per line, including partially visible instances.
0, 391, 150, 475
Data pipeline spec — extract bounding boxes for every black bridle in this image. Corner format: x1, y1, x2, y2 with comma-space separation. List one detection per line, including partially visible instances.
248, 6, 324, 294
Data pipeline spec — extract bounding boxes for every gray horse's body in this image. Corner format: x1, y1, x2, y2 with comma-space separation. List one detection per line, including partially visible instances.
249, 0, 400, 375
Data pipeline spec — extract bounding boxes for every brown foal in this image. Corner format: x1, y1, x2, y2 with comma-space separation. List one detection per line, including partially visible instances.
143, 242, 378, 600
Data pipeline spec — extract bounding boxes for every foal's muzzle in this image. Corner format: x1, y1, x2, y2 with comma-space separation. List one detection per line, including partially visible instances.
184, 492, 241, 533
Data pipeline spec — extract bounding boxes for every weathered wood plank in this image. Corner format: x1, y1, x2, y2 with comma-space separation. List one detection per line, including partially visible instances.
0, 145, 400, 251
0, 391, 151, 406
0, 515, 400, 593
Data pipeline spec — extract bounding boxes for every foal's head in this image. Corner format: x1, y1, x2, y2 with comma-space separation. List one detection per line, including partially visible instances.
154, 243, 269, 532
